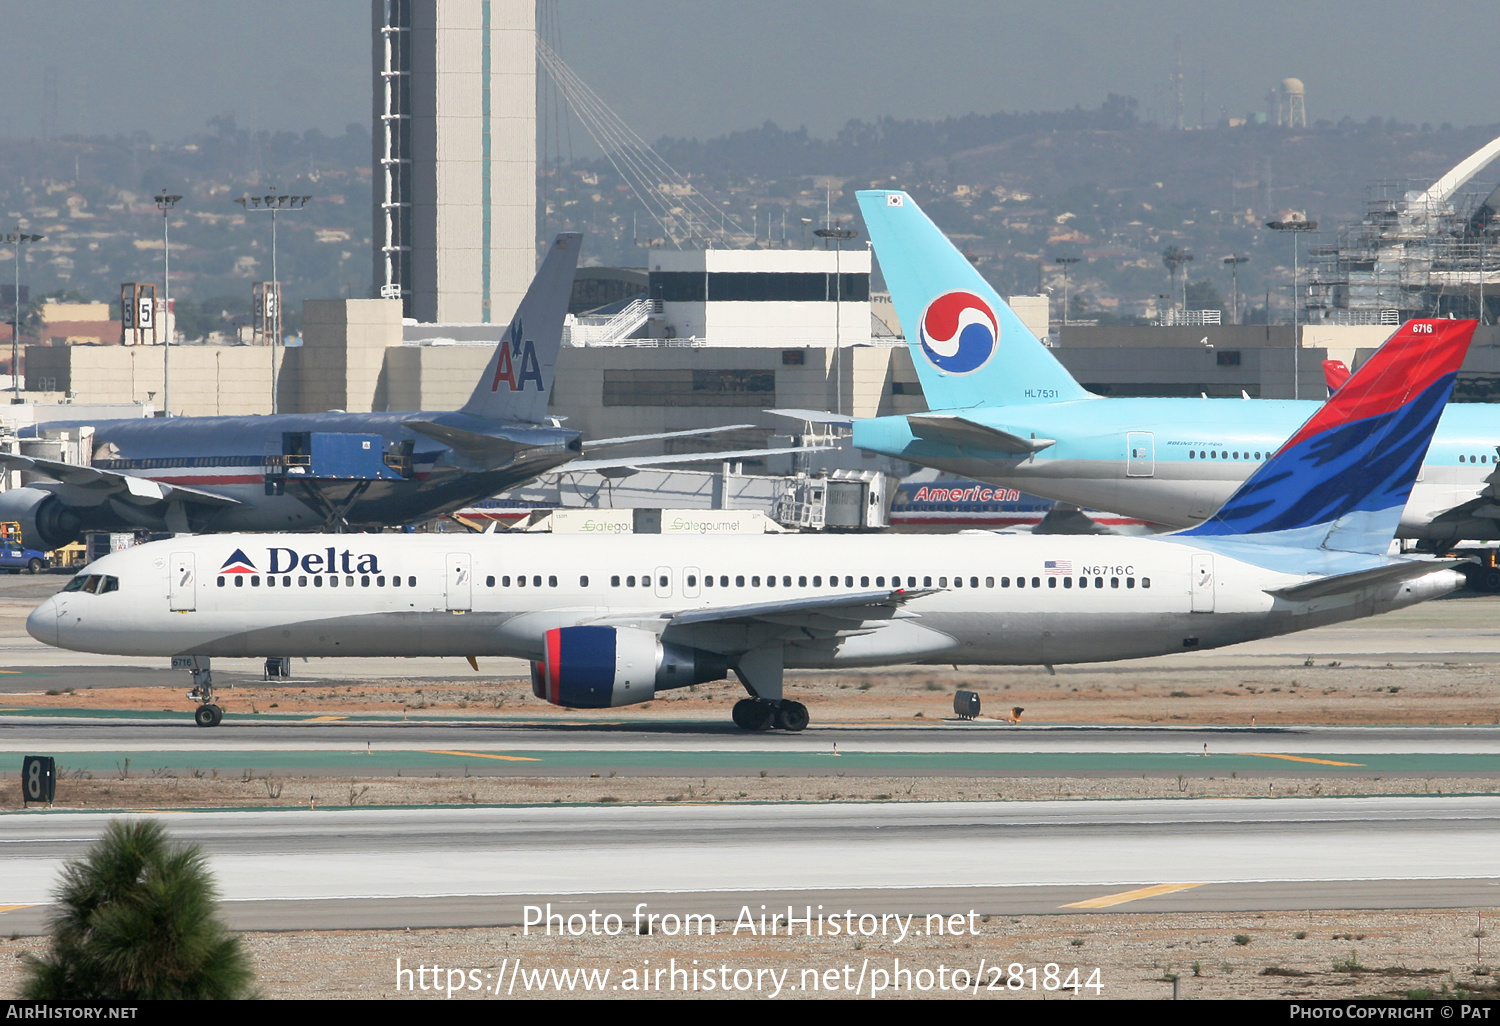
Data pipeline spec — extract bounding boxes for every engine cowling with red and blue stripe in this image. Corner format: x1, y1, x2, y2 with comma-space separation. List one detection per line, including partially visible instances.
531, 625, 731, 708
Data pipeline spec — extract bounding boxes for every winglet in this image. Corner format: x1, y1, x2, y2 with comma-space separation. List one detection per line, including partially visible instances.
460, 233, 583, 424
1182, 319, 1476, 554
855, 190, 1090, 409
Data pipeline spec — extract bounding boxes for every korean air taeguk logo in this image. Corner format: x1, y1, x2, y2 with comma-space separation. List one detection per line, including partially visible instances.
918, 291, 999, 374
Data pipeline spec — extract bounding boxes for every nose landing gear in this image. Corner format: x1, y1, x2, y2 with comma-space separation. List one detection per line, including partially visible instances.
179, 656, 223, 727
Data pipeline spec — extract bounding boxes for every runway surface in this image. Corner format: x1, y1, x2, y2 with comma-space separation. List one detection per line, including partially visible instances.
2, 798, 1499, 932
3, 719, 1498, 777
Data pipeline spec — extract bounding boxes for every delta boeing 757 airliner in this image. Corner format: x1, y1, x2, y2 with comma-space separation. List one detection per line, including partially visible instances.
28, 317, 1474, 729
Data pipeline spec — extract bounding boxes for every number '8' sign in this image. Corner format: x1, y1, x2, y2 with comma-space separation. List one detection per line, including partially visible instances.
23, 756, 55, 804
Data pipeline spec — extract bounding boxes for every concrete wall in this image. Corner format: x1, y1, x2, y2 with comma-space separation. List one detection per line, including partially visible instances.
295, 299, 404, 413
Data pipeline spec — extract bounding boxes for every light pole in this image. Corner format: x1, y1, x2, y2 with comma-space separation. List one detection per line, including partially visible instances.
815, 222, 857, 418
1223, 254, 1249, 326
155, 191, 182, 416
1161, 247, 1193, 323
1054, 256, 1080, 327
4, 230, 44, 403
1266, 218, 1318, 400
235, 189, 312, 413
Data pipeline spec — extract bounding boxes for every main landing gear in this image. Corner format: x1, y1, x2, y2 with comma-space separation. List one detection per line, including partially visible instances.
732, 698, 808, 732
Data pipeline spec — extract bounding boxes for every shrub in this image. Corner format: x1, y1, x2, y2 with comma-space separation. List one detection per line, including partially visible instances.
20, 820, 255, 999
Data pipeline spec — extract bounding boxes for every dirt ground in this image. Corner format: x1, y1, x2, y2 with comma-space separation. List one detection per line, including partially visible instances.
4, 910, 1497, 1000
6, 653, 1500, 726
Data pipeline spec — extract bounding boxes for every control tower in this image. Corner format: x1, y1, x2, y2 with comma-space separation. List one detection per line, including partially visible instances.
372, 0, 536, 325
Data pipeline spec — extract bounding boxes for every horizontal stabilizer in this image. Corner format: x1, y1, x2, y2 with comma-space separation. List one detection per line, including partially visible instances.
565, 445, 830, 473
906, 414, 1054, 454
765, 408, 855, 427
1267, 559, 1467, 601
404, 421, 519, 470
587, 424, 756, 448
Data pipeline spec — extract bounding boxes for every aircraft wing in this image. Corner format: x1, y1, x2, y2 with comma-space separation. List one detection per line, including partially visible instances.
906, 414, 1055, 454
1421, 452, 1500, 537
1266, 558, 1467, 601
765, 408, 855, 426
0, 453, 242, 507
591, 588, 939, 650
563, 445, 831, 473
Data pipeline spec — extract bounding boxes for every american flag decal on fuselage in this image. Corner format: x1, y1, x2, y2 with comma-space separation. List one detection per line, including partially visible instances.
1044, 560, 1073, 575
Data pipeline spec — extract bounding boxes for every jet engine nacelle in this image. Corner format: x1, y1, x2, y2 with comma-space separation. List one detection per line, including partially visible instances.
0, 487, 83, 550
531, 625, 729, 708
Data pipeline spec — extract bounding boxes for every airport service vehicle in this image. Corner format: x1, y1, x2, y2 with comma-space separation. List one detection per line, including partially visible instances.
0, 234, 775, 547
29, 319, 1471, 729
850, 190, 1499, 555
0, 522, 49, 574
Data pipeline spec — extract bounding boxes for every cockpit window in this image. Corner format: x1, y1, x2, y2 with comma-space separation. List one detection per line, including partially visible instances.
62, 574, 118, 595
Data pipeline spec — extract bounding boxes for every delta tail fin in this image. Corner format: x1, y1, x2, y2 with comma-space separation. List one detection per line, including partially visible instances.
460, 232, 582, 424
1322, 359, 1351, 394
1182, 319, 1477, 554
855, 190, 1090, 409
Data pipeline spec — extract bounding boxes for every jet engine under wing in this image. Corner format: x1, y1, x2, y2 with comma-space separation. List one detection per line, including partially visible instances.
1266, 558, 1468, 601
906, 414, 1055, 454
0, 453, 242, 508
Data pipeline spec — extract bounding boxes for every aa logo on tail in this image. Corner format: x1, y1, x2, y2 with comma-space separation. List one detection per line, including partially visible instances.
919, 291, 999, 374
490, 316, 546, 393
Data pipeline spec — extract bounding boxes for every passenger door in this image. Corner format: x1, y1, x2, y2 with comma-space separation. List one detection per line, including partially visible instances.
446, 553, 473, 612
1126, 431, 1155, 478
169, 553, 196, 612
1190, 553, 1215, 613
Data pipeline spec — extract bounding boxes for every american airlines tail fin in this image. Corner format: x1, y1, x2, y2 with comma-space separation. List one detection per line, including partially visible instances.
855, 190, 1090, 410
1183, 319, 1477, 555
460, 232, 582, 424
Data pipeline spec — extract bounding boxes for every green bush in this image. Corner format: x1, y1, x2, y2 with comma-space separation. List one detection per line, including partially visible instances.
21, 819, 255, 1000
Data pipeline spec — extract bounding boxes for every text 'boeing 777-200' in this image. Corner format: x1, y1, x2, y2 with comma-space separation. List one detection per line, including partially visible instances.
29, 314, 1474, 729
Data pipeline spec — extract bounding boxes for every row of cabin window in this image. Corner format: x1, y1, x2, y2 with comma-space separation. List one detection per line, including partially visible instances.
1459, 454, 1493, 463
1187, 450, 1264, 461
217, 575, 417, 589
484, 572, 1152, 591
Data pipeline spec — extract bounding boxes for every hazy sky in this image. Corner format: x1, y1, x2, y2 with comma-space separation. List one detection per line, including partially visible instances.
1, 1, 1495, 141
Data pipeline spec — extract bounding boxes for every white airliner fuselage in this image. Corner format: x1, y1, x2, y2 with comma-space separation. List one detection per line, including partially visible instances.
30, 532, 1459, 671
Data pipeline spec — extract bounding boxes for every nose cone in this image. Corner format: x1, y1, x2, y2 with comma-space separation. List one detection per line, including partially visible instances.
26, 597, 59, 647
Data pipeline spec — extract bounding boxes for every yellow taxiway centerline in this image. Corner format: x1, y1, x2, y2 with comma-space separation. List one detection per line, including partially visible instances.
425, 750, 542, 762
1062, 882, 1206, 908
1241, 753, 1365, 767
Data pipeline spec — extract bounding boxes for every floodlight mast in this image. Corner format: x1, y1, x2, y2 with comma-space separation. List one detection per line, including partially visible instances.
235, 189, 313, 413
6, 230, 44, 404
155, 192, 182, 416
1266, 219, 1318, 400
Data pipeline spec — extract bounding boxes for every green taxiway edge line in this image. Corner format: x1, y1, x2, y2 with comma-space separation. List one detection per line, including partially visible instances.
22, 751, 1500, 774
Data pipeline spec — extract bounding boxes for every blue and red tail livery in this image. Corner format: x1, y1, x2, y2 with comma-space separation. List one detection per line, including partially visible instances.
1183, 319, 1476, 553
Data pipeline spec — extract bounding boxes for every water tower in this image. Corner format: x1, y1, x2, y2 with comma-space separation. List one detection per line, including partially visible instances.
1276, 78, 1306, 128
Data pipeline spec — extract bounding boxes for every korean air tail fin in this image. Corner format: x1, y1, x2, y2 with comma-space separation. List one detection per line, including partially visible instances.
461, 232, 582, 424
1182, 319, 1477, 554
856, 190, 1090, 409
